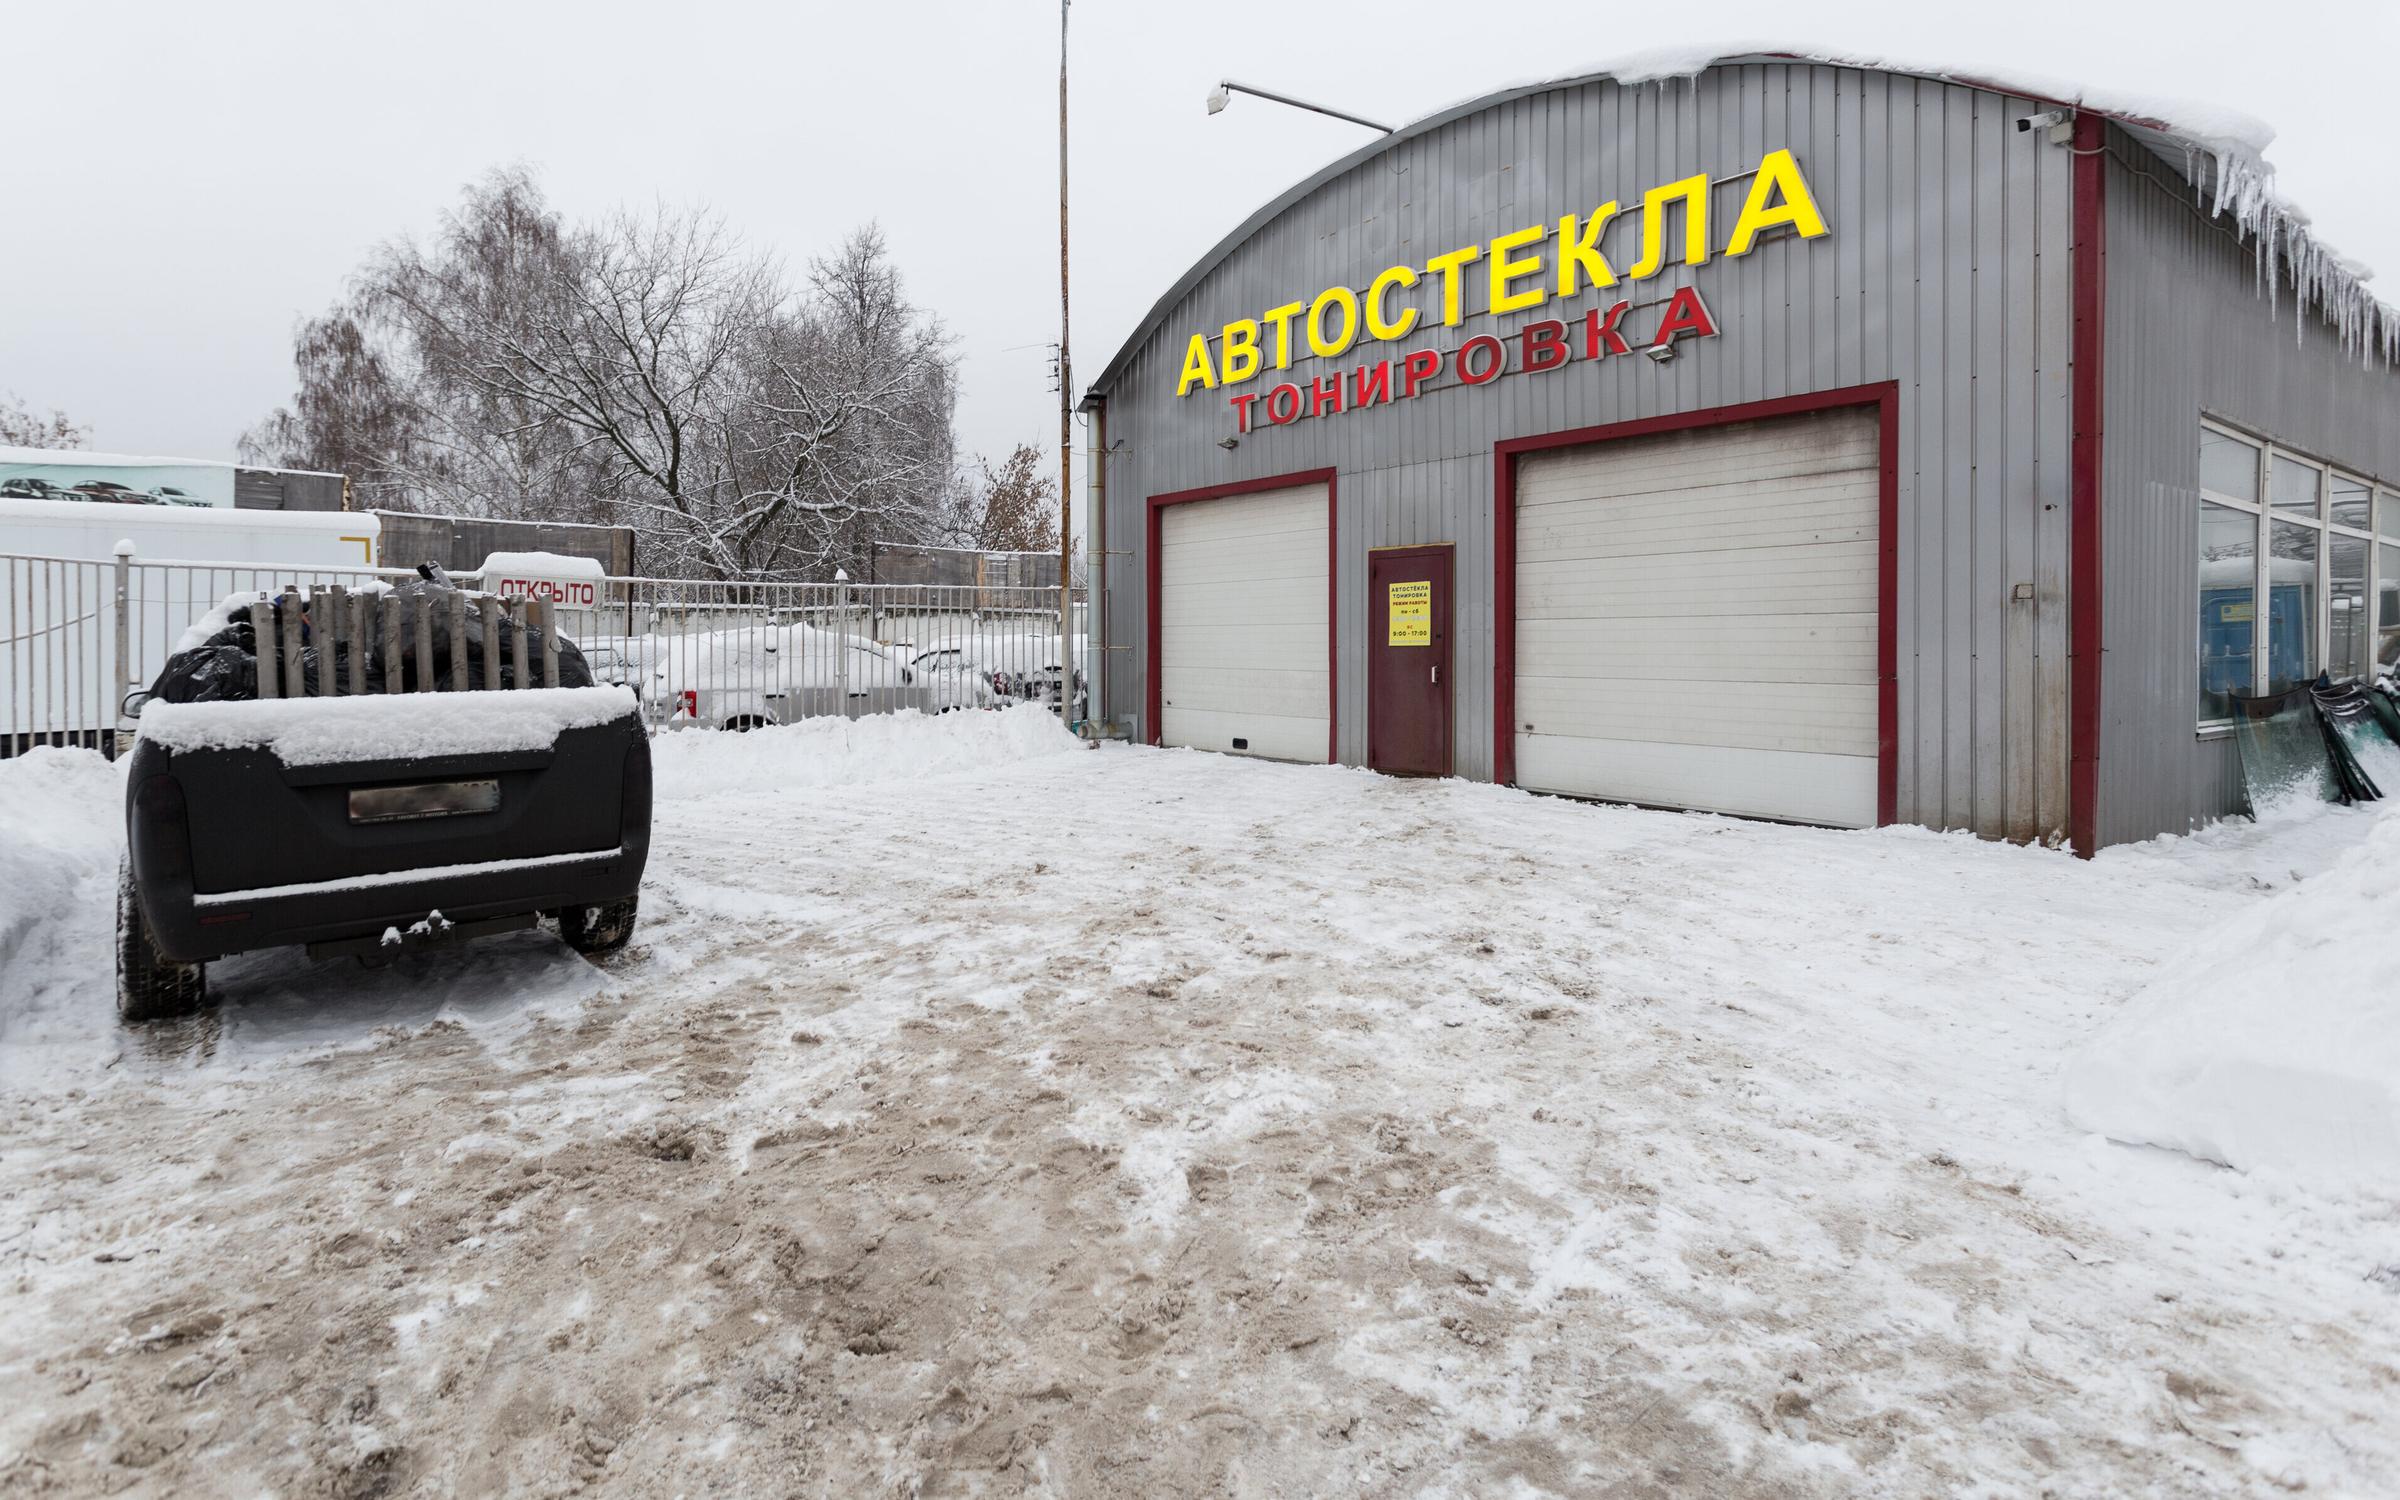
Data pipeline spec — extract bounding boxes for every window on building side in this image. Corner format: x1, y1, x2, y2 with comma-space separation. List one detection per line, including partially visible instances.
2332, 475, 2372, 529
2194, 420, 2389, 727
2200, 428, 2262, 503
2267, 520, 2319, 692
2271, 453, 2321, 515
2382, 542, 2400, 673
2329, 532, 2370, 682
2198, 501, 2257, 720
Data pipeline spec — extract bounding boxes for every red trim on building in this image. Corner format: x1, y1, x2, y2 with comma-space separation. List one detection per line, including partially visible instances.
2068, 114, 2108, 858
1491, 382, 1904, 823
1144, 468, 1340, 762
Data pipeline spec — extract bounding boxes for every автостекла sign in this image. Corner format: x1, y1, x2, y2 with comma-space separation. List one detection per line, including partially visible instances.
1174, 148, 1831, 432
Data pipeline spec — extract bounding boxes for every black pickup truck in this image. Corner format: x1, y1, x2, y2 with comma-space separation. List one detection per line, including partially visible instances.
115, 584, 652, 1022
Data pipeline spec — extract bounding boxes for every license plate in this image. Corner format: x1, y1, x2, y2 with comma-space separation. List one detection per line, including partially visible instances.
348, 779, 501, 824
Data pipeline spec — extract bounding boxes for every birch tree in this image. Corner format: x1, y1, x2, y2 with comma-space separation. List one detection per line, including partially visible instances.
242, 170, 960, 580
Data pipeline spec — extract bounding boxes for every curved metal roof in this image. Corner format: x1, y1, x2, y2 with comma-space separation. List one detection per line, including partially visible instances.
1080, 51, 2383, 405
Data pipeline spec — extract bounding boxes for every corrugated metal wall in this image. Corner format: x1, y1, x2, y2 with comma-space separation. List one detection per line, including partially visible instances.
2098, 125, 2400, 845
870, 542, 1078, 590
234, 469, 347, 511
1095, 63, 2077, 839
372, 511, 637, 578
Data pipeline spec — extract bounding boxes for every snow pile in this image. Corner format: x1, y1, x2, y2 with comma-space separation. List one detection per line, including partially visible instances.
0, 749, 124, 1073
2063, 807, 2400, 1187
650, 704, 1082, 801
138, 685, 637, 765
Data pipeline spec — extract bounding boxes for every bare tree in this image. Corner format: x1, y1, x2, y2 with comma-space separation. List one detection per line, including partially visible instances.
365, 168, 615, 522
244, 173, 960, 579
237, 311, 416, 502
737, 227, 958, 578
382, 199, 771, 559
960, 444, 1058, 552
1, 392, 89, 450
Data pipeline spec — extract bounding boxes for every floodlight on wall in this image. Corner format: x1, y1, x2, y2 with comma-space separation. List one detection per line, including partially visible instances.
1644, 342, 1677, 364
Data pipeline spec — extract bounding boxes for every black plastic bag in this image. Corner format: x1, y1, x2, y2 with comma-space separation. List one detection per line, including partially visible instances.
146, 574, 591, 706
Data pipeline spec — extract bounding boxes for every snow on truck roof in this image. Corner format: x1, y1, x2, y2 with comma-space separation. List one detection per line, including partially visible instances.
0, 494, 379, 534
1085, 46, 2397, 400
0, 445, 343, 479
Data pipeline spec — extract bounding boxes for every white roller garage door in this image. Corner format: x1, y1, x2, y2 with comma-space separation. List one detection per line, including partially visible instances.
1158, 483, 1330, 761
1513, 408, 1880, 826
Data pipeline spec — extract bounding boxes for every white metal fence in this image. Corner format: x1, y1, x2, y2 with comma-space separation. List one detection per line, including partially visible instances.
1, 549, 1088, 757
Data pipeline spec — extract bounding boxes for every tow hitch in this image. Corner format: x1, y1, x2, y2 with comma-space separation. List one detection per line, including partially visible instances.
307, 909, 537, 963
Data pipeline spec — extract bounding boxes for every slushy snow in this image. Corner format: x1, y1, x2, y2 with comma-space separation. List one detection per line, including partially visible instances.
3, 712, 2395, 1495
2064, 805, 2400, 1187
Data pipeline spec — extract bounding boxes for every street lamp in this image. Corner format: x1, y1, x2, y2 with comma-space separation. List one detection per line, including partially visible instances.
1205, 80, 1394, 134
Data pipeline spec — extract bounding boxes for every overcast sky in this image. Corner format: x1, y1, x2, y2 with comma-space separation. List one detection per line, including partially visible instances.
8, 0, 2395, 493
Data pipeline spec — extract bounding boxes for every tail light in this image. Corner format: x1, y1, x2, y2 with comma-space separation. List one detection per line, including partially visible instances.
134, 772, 193, 883
679, 690, 698, 718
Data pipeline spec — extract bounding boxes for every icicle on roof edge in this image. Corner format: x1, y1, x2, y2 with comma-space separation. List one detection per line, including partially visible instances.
1421, 44, 2400, 368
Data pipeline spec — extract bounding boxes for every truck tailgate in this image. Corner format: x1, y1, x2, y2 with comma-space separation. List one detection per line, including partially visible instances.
176, 717, 637, 897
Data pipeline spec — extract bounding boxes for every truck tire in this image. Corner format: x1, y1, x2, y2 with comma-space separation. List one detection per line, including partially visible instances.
116, 859, 206, 1023
558, 896, 639, 956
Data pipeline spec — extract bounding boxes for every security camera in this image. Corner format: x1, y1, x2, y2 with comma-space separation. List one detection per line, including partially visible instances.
2018, 110, 2073, 144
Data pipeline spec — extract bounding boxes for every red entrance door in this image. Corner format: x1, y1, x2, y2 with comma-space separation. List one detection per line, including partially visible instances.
1368, 545, 1453, 777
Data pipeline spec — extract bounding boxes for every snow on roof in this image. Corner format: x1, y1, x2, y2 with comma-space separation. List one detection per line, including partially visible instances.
1087, 47, 2396, 397
1553, 46, 2394, 364
474, 550, 609, 581
1530, 43, 2277, 158
0, 493, 381, 535
0, 445, 343, 478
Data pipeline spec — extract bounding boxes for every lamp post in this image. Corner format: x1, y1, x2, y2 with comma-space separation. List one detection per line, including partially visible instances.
1057, 0, 1073, 729
1205, 80, 1395, 134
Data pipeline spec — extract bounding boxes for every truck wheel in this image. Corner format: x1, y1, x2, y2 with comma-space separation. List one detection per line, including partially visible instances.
559, 896, 639, 956
116, 859, 206, 1023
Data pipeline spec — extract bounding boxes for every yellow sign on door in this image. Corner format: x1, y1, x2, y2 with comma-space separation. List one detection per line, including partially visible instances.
1388, 579, 1431, 646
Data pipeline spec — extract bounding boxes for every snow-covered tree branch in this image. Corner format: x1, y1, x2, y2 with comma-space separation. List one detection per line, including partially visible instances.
241, 169, 958, 581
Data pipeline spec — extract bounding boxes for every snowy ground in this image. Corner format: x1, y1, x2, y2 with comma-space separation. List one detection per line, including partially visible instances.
2, 712, 2397, 1498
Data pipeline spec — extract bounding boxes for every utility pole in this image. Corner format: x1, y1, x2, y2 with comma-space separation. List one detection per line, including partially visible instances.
1056, 0, 1074, 728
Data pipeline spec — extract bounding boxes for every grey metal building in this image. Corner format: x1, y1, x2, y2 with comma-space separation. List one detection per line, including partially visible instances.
1080, 53, 2400, 852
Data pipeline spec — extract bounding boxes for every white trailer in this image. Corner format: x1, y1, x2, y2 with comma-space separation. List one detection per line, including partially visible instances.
2, 498, 383, 753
